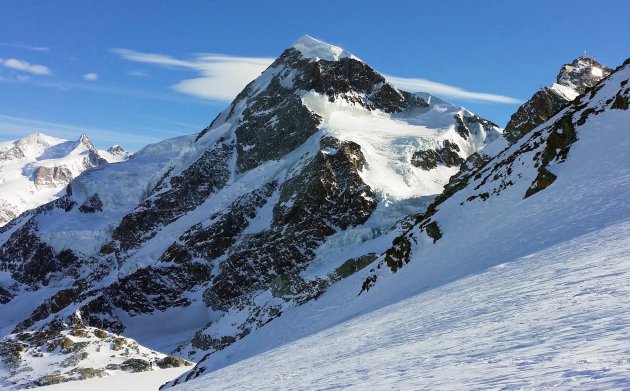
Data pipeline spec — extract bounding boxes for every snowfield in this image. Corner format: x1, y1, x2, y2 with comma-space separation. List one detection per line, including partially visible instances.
174, 221, 630, 390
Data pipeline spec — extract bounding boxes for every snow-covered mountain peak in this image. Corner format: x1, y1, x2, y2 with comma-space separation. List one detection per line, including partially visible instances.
73, 133, 97, 152
504, 55, 612, 144
556, 55, 611, 94
291, 34, 358, 62
0, 39, 500, 389
5, 132, 66, 160
104, 144, 132, 161
15, 132, 62, 146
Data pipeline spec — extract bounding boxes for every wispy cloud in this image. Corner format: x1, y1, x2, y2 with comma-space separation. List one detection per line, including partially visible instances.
0, 42, 50, 52
0, 58, 51, 75
0, 113, 176, 151
112, 47, 521, 105
127, 69, 149, 77
0, 75, 211, 106
83, 72, 99, 81
111, 48, 274, 101
384, 75, 522, 104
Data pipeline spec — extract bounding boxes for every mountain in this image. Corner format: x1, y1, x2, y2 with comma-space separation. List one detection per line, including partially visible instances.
0, 36, 501, 388
503, 56, 611, 144
440, 55, 613, 207
169, 57, 630, 389
0, 133, 130, 227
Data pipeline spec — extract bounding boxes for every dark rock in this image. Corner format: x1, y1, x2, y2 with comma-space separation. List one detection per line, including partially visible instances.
332, 253, 378, 281
424, 221, 442, 243
120, 358, 151, 372
79, 194, 103, 213
157, 355, 192, 368
204, 137, 376, 311
160, 181, 278, 263
412, 140, 464, 170
385, 235, 412, 273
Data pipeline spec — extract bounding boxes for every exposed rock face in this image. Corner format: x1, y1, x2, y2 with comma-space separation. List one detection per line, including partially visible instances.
504, 56, 611, 144
556, 56, 612, 94
160, 182, 279, 263
33, 166, 73, 188
412, 140, 464, 170
0, 219, 64, 287
106, 145, 131, 160
78, 194, 103, 213
204, 137, 376, 311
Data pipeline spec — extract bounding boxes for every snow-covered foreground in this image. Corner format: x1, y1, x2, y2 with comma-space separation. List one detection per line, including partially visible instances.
174, 221, 630, 390
36, 367, 189, 391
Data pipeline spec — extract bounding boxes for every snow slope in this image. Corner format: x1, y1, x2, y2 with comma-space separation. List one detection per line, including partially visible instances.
174, 221, 630, 390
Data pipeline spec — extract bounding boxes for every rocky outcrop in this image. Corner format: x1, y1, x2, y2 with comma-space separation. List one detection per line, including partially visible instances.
412, 140, 465, 170
33, 166, 73, 188
504, 56, 611, 144
0, 323, 192, 389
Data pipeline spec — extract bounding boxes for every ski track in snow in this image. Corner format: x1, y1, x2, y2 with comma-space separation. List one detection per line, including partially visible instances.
174, 221, 630, 390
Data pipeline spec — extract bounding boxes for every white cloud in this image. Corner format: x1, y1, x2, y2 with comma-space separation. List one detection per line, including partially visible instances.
0, 42, 49, 52
0, 58, 51, 75
127, 69, 149, 77
112, 47, 522, 105
112, 48, 274, 101
83, 72, 99, 81
384, 75, 522, 104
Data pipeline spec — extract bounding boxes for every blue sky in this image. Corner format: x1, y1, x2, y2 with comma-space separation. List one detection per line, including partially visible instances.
0, 0, 628, 151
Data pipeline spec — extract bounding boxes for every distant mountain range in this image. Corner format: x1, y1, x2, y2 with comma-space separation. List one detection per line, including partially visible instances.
0, 133, 130, 227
